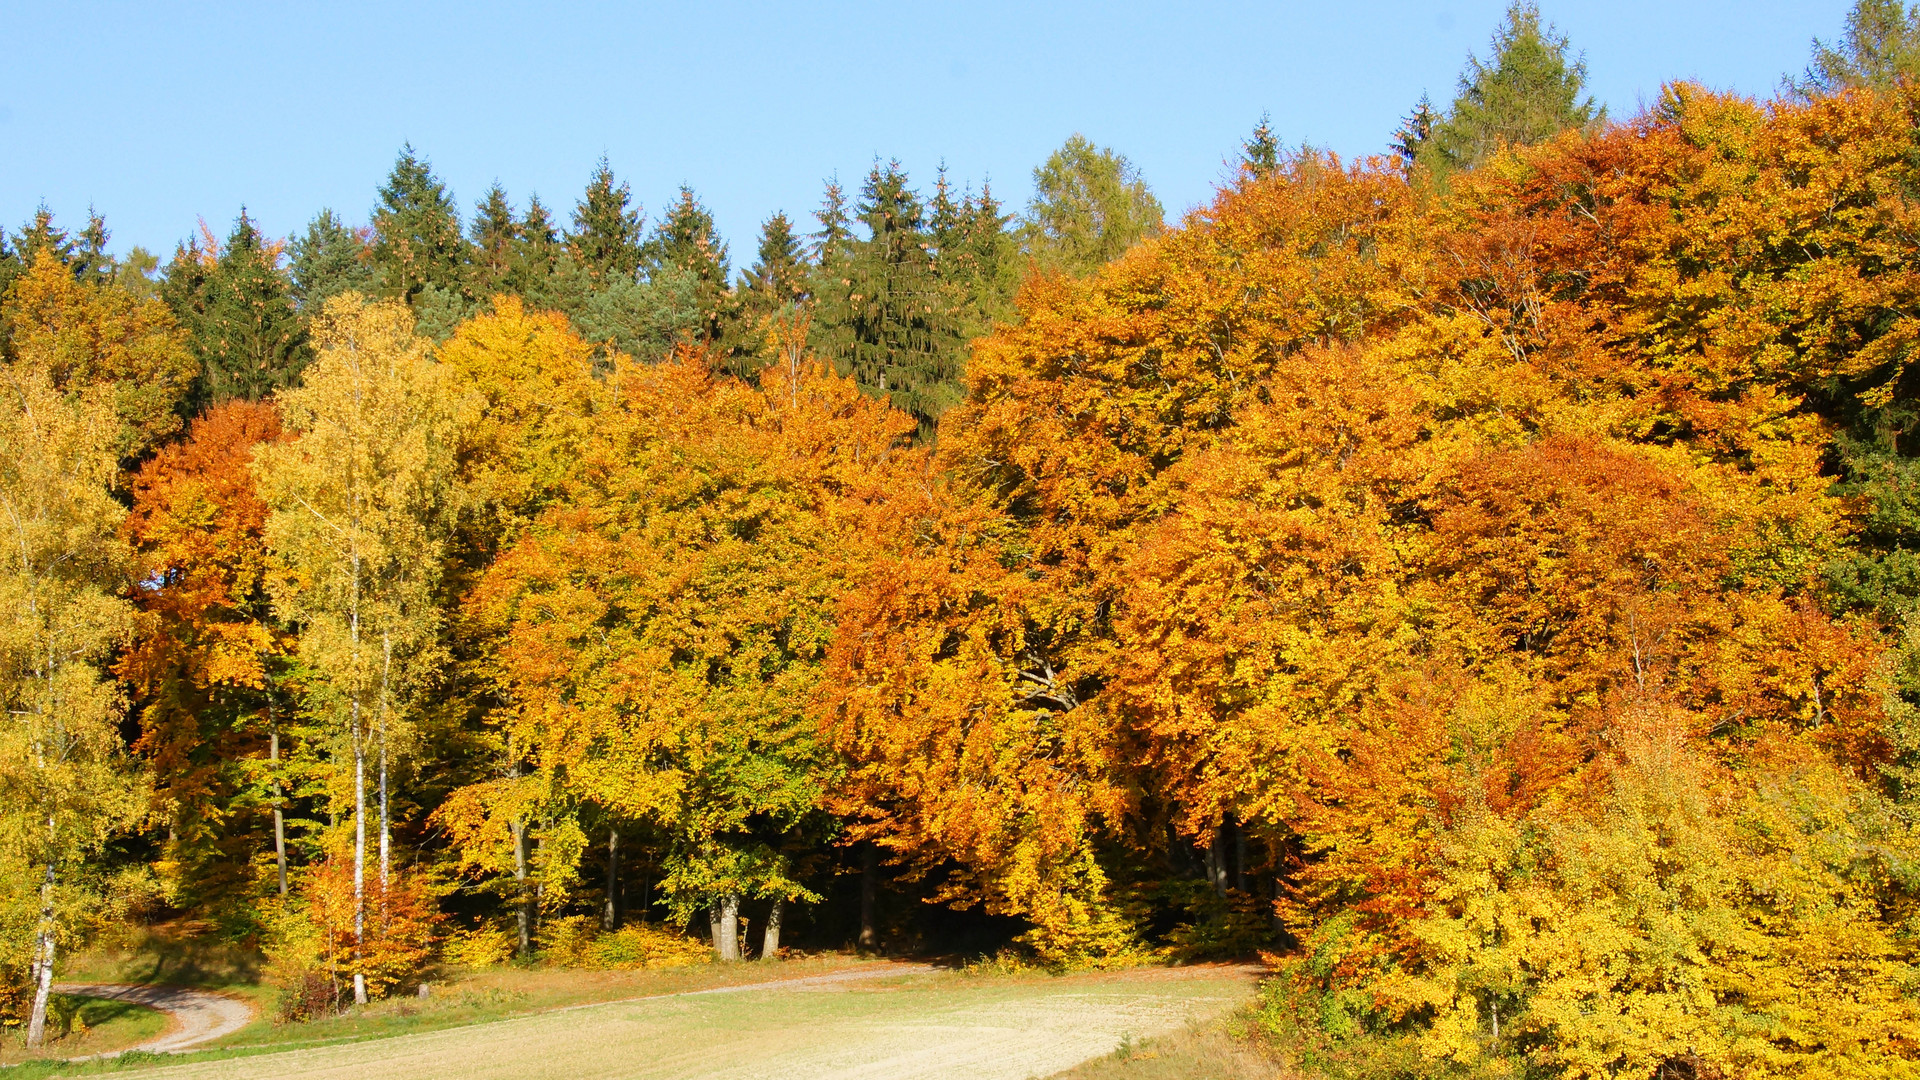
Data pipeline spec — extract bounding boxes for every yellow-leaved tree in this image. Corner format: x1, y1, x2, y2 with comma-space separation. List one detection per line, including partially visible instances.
254, 295, 467, 1003
0, 365, 146, 1046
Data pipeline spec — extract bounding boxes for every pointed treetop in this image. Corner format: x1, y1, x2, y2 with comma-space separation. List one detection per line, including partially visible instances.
1242, 113, 1281, 180
1428, 3, 1601, 170
569, 157, 645, 282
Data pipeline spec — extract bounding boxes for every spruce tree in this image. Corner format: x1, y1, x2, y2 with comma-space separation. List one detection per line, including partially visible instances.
515, 195, 566, 303
470, 183, 519, 297
813, 161, 967, 430
743, 213, 806, 305
12, 207, 75, 273
643, 186, 730, 341
1392, 95, 1440, 170
289, 210, 378, 310
1796, 0, 1920, 96
569, 158, 645, 283
1427, 3, 1600, 170
184, 211, 310, 406
371, 145, 469, 304
723, 212, 810, 375
1242, 113, 1282, 180
1021, 135, 1164, 276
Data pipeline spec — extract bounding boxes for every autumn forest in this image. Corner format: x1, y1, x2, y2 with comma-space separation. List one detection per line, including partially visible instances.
6, 3, 1920, 1077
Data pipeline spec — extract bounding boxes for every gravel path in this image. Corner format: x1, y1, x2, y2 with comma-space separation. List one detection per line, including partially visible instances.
49, 983, 255, 1055
123, 966, 1256, 1080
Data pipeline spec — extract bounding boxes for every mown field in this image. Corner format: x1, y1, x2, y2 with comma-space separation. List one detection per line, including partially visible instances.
80, 966, 1258, 1080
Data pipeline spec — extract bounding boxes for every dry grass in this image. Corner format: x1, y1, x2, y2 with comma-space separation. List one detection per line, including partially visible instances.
99, 965, 1257, 1080
1046, 1011, 1293, 1080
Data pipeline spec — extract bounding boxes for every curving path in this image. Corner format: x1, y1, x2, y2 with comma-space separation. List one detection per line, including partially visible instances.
119, 965, 1258, 1080
50, 982, 255, 1056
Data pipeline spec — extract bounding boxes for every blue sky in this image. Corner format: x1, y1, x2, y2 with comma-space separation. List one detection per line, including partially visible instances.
1, 1, 1849, 265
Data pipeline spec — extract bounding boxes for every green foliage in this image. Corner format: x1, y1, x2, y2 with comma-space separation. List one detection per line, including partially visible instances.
811, 160, 968, 429
1423, 2, 1600, 170
178, 211, 311, 406
371, 145, 470, 305
289, 210, 378, 311
1021, 134, 1164, 275
568, 158, 645, 284
1241, 113, 1281, 180
1797, 0, 1920, 96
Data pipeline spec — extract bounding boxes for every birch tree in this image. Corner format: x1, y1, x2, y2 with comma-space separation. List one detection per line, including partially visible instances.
0, 367, 144, 1046
255, 295, 463, 1003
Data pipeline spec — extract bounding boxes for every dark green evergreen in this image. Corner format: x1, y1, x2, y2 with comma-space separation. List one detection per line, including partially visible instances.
569, 159, 645, 283
721, 212, 809, 376
1242, 113, 1281, 180
289, 209, 378, 309
1424, 2, 1600, 171
812, 161, 967, 431
471, 183, 520, 297
1392, 95, 1439, 170
371, 144, 470, 304
643, 186, 730, 341
175, 211, 310, 406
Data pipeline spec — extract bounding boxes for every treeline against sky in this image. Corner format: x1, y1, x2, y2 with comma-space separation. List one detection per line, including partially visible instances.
7, 3, 1920, 1076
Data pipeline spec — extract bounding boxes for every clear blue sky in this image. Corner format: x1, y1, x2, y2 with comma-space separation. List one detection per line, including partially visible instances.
1, 1, 1849, 265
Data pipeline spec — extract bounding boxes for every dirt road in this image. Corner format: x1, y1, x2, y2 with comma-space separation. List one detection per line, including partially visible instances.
48, 983, 254, 1055
130, 965, 1256, 1080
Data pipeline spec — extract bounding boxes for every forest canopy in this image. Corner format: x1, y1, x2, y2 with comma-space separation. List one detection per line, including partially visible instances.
4, 4, 1920, 1076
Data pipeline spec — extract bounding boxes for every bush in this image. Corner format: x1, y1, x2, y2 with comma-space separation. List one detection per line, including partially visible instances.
534, 916, 710, 970
441, 925, 517, 969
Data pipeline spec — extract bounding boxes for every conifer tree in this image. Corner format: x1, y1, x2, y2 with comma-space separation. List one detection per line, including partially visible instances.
371, 145, 469, 304
289, 210, 378, 311
643, 186, 730, 340
723, 213, 809, 375
470, 184, 519, 297
1796, 0, 1920, 96
1242, 113, 1281, 180
568, 159, 644, 283
1021, 135, 1164, 276
183, 211, 310, 407
812, 161, 966, 430
1426, 2, 1600, 170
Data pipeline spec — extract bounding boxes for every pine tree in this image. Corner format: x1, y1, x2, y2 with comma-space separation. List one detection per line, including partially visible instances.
513, 196, 567, 306
809, 177, 854, 267
569, 159, 644, 283
1795, 0, 1920, 96
371, 145, 469, 304
1242, 113, 1281, 180
932, 176, 1018, 332
289, 210, 378, 310
813, 161, 967, 430
470, 184, 519, 297
1021, 135, 1164, 276
1427, 3, 1600, 170
184, 211, 310, 406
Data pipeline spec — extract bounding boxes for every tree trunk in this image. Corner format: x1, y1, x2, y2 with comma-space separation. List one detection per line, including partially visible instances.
379, 632, 391, 896
761, 897, 783, 961
1232, 815, 1248, 894
271, 726, 287, 899
709, 904, 724, 960
602, 828, 621, 931
858, 844, 878, 950
512, 817, 531, 959
719, 893, 740, 962
23, 861, 56, 1048
352, 706, 368, 1006
1208, 824, 1228, 898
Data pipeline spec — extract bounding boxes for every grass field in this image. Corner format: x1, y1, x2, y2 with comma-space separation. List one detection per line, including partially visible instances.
71, 965, 1256, 1080
0, 993, 172, 1065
